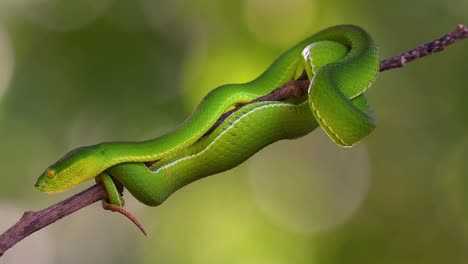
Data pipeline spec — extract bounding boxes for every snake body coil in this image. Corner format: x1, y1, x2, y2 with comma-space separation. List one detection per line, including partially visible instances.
36, 25, 379, 208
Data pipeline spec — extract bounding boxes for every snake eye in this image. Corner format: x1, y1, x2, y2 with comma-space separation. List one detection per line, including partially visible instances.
47, 169, 56, 178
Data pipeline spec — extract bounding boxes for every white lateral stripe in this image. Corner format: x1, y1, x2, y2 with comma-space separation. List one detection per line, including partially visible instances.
151, 102, 302, 174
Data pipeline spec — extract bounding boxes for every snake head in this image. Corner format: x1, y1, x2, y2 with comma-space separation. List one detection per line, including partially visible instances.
35, 145, 105, 194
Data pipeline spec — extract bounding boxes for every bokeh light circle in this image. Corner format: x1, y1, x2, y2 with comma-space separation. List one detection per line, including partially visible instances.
65, 107, 115, 149
181, 41, 272, 110
141, 169, 318, 264
248, 131, 371, 234
0, 24, 14, 101
244, 0, 316, 47
7, 0, 112, 32
140, 0, 182, 35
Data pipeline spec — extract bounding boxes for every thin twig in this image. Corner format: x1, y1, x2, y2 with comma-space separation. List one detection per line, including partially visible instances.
0, 24, 466, 258
379, 24, 468, 71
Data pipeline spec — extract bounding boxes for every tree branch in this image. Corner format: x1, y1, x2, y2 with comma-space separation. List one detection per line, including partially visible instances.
0, 24, 466, 257
0, 184, 107, 256
379, 24, 468, 72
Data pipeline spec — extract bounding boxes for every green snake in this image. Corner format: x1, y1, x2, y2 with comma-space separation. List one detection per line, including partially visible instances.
35, 25, 379, 232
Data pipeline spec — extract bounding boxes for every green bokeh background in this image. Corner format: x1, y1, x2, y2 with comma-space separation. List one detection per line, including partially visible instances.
0, 0, 467, 263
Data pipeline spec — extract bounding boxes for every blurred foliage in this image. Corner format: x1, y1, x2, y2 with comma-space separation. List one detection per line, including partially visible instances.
0, 0, 467, 263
